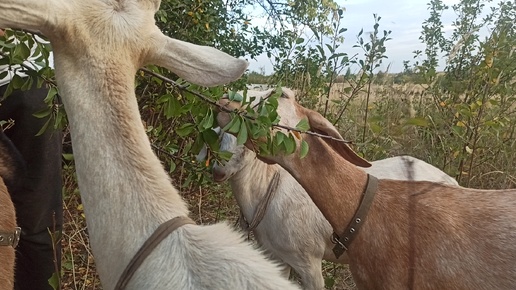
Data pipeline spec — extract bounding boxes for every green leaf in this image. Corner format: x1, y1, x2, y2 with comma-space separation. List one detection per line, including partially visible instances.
225, 115, 241, 134
300, 140, 309, 159
283, 134, 296, 154
10, 74, 25, 89
33, 108, 52, 119
44, 86, 57, 104
157, 93, 170, 103
227, 91, 243, 102
274, 131, 286, 146
488, 99, 499, 106
202, 128, 219, 150
62, 260, 73, 271
180, 102, 194, 114
218, 151, 233, 161
198, 109, 214, 130
191, 134, 204, 154
176, 123, 195, 137
295, 118, 310, 131
404, 117, 428, 127
20, 77, 32, 91
48, 272, 60, 290
13, 42, 30, 62
62, 153, 74, 161
452, 125, 465, 136
2, 82, 14, 99
35, 117, 52, 136
325, 276, 336, 288
169, 161, 177, 173
236, 120, 248, 145
165, 95, 182, 118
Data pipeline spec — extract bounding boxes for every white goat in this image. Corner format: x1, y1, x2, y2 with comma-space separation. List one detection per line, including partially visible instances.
206, 129, 457, 290
0, 2, 299, 290
217, 88, 516, 289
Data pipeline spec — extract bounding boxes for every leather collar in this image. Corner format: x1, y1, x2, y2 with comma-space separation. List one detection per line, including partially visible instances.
332, 174, 379, 258
115, 216, 195, 290
241, 171, 281, 233
0, 227, 21, 248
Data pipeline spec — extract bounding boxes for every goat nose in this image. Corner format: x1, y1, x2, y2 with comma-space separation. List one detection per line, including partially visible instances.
212, 166, 228, 182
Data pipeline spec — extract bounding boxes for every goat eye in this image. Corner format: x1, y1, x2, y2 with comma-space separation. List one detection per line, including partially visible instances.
280, 93, 288, 99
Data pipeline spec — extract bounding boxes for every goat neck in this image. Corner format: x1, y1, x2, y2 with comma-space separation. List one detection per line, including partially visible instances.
229, 153, 278, 223
54, 41, 191, 289
0, 1, 248, 288
282, 133, 369, 235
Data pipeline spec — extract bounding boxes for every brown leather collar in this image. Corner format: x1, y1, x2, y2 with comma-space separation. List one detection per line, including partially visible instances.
332, 174, 379, 258
0, 227, 21, 247
115, 216, 196, 290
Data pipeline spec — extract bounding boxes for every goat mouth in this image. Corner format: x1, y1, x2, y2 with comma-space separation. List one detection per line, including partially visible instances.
212, 171, 229, 182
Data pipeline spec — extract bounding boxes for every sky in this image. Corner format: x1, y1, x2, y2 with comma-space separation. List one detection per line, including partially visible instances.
247, 0, 463, 74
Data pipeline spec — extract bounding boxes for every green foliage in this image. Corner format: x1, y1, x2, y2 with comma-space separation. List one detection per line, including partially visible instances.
156, 0, 260, 58
247, 70, 270, 84
403, 0, 516, 187
0, 30, 65, 133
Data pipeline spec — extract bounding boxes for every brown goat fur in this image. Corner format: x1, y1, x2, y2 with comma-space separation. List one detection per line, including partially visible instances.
0, 131, 25, 289
0, 177, 16, 290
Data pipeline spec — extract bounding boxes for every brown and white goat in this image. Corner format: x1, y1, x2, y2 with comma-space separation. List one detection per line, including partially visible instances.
217, 88, 516, 289
202, 127, 458, 290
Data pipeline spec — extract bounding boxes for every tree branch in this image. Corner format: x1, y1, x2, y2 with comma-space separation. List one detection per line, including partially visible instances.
140, 68, 353, 144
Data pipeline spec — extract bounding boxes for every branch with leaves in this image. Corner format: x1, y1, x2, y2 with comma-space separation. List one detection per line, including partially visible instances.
140, 67, 353, 145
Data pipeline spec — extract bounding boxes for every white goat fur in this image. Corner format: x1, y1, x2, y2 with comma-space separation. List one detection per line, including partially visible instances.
216, 88, 516, 289
0, 2, 300, 289
210, 130, 457, 290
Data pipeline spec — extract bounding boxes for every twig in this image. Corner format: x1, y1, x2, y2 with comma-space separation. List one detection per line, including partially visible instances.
273, 123, 353, 144
139, 68, 353, 144
50, 211, 62, 290
150, 143, 182, 161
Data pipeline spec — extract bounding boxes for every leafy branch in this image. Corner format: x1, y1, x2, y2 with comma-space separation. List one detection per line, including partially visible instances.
140, 67, 353, 144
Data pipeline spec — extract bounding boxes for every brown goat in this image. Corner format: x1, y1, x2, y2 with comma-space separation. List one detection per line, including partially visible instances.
217, 88, 516, 289
0, 177, 16, 289
0, 131, 24, 290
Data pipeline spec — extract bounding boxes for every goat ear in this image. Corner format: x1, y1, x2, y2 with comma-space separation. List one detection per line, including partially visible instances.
304, 108, 372, 168
148, 34, 248, 87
